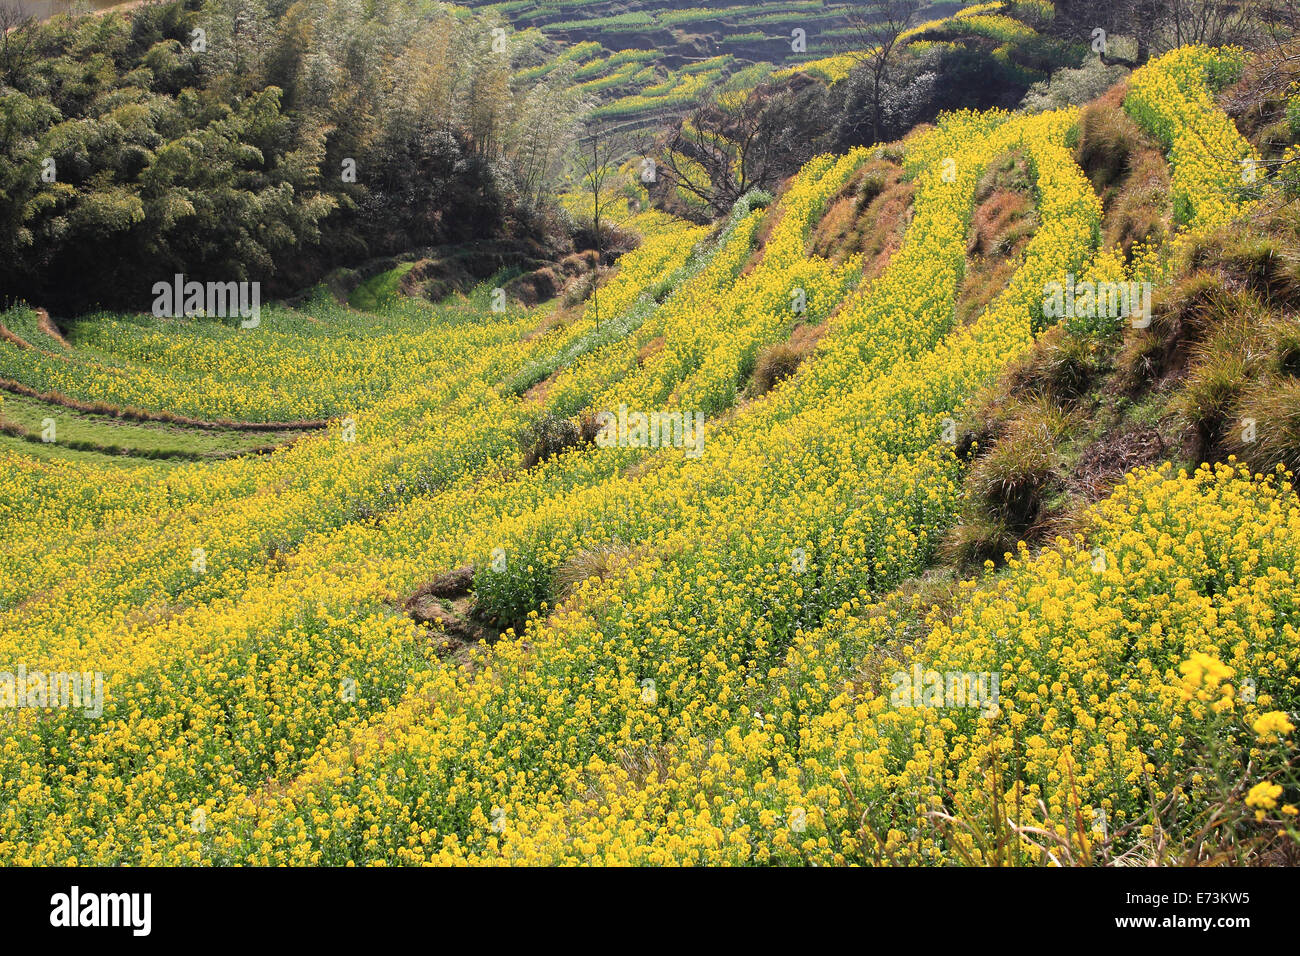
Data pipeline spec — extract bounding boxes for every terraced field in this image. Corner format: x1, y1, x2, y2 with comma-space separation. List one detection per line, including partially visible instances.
5, 40, 1299, 867
484, 1, 1045, 128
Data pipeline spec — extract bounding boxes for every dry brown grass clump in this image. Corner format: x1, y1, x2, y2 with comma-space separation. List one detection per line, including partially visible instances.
1074, 93, 1140, 194
1221, 376, 1300, 475
808, 155, 915, 279
556, 542, 635, 599
752, 342, 806, 395
1072, 90, 1173, 261
945, 399, 1073, 568
955, 151, 1038, 325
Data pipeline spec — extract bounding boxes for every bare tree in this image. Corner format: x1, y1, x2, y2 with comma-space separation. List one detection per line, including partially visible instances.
1217, 0, 1300, 197
843, 0, 923, 145
1057, 0, 1264, 65
658, 89, 805, 216
573, 123, 626, 330
1053, 0, 1151, 60
1166, 0, 1261, 48
512, 65, 587, 210
0, 2, 37, 89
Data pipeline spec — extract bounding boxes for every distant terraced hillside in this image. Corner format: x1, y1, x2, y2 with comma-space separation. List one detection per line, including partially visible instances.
461, 0, 965, 65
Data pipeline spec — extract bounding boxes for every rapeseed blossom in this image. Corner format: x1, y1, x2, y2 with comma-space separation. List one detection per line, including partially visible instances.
0, 43, 1294, 866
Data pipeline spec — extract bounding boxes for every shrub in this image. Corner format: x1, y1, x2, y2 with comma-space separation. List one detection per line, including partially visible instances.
1020, 46, 1133, 113
1004, 326, 1098, 403
1221, 236, 1300, 308
1173, 350, 1252, 462
1270, 319, 1300, 376
519, 413, 586, 469
1114, 328, 1164, 394
856, 168, 890, 211
942, 516, 1019, 569
1110, 196, 1167, 261
966, 411, 1066, 528
1146, 272, 1242, 367
506, 267, 562, 307
752, 341, 807, 394
559, 251, 600, 277
1224, 377, 1300, 475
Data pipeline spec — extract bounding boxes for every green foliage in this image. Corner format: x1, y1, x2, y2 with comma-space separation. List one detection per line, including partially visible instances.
1, 0, 587, 312
0, 391, 300, 461
1021, 45, 1133, 113
349, 263, 415, 313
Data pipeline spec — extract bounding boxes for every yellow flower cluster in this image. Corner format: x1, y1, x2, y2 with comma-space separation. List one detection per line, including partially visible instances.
1125, 46, 1257, 235
1178, 652, 1236, 705
0, 149, 861, 863
195, 107, 1104, 864
1247, 782, 1282, 818
1253, 711, 1295, 741
777, 2, 1028, 84
0, 292, 534, 422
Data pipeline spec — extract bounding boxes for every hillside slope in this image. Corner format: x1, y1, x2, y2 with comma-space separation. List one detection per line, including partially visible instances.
2, 36, 1300, 866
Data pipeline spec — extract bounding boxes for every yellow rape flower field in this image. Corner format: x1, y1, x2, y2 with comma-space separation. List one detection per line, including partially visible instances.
2, 39, 1299, 874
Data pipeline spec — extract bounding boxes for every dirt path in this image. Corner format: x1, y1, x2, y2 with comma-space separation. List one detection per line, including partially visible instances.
0, 322, 31, 351
0, 378, 329, 431
35, 308, 71, 350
